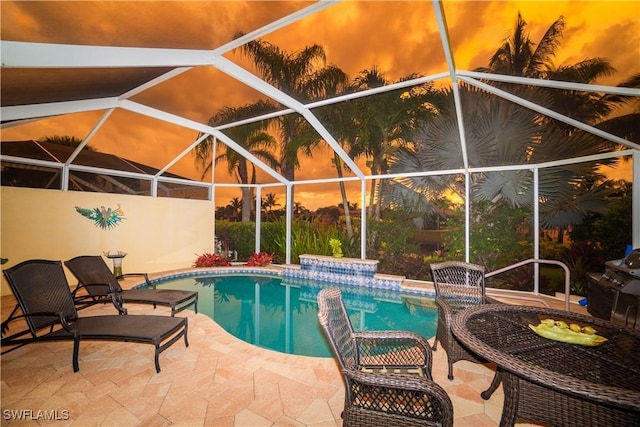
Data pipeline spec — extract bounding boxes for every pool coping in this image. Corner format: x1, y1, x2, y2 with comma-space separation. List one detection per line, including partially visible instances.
126, 265, 437, 298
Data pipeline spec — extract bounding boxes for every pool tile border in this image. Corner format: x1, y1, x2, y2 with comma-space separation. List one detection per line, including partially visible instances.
144, 264, 435, 298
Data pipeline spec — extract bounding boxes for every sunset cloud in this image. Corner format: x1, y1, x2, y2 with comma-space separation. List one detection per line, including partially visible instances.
1, 1, 637, 209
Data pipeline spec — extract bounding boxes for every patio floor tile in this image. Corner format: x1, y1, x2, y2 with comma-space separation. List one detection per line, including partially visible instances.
1, 290, 578, 426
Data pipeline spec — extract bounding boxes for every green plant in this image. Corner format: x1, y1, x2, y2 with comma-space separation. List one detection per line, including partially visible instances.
570, 183, 632, 261
193, 253, 231, 267
378, 253, 432, 280
263, 218, 344, 264
443, 200, 533, 272
365, 211, 420, 261
329, 238, 343, 257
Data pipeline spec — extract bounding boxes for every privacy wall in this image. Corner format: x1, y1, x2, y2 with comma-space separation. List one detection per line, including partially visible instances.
1, 187, 214, 295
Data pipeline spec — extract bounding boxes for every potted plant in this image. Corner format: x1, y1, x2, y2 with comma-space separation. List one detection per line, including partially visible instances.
329, 238, 343, 258
246, 252, 274, 267
193, 253, 231, 267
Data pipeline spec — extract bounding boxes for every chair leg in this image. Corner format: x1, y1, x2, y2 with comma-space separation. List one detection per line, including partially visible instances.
447, 357, 454, 380
432, 337, 439, 351
481, 370, 502, 400
73, 338, 81, 372
154, 346, 161, 373
183, 322, 189, 348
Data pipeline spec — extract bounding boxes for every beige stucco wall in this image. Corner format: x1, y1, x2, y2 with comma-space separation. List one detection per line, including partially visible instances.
1, 187, 214, 296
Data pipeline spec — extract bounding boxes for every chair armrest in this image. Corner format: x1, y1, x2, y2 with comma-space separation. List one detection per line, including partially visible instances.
353, 330, 433, 374
343, 368, 453, 426
108, 294, 128, 315
2, 310, 64, 336
70, 282, 127, 315
116, 272, 155, 289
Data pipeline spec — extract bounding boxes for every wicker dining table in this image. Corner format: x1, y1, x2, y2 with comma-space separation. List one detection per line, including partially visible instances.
451, 304, 640, 427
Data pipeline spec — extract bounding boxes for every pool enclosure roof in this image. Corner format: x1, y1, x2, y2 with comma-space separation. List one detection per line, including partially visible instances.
1, 1, 639, 251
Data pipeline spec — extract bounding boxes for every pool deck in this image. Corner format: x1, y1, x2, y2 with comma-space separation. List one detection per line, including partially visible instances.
1, 270, 586, 426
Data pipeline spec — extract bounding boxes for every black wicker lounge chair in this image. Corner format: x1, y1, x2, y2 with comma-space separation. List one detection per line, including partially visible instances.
317, 287, 453, 427
65, 255, 197, 316
1, 259, 188, 373
430, 261, 502, 397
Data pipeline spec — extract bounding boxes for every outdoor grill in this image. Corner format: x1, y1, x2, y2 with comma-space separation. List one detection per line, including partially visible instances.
587, 249, 640, 329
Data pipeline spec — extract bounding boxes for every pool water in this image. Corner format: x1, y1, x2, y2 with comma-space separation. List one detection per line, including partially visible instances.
155, 274, 438, 358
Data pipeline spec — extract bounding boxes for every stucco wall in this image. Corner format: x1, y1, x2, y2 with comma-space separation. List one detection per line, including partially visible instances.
0, 187, 214, 296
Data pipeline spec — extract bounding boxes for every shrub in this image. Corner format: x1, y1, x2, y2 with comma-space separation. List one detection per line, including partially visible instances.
378, 252, 433, 280
193, 253, 231, 267
365, 211, 419, 260
215, 220, 256, 260
263, 218, 343, 264
246, 252, 274, 267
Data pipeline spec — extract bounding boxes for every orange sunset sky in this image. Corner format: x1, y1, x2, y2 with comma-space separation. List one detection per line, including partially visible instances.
1, 1, 638, 209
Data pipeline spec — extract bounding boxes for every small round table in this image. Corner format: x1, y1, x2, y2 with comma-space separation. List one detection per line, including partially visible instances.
452, 304, 640, 427
104, 251, 127, 277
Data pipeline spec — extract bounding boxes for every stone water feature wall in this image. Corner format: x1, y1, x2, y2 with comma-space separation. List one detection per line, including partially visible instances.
281, 254, 404, 291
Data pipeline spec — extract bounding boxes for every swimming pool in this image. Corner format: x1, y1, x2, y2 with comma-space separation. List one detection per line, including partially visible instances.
152, 273, 438, 357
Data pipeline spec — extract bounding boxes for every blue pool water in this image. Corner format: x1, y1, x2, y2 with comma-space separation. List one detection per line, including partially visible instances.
154, 274, 437, 357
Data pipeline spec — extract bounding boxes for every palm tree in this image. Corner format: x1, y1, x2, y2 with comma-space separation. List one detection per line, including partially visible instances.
597, 72, 640, 142
40, 135, 95, 151
475, 13, 617, 125
237, 37, 349, 203
315, 90, 360, 237
390, 83, 619, 240
261, 192, 280, 221
349, 67, 441, 219
477, 13, 565, 79
229, 197, 242, 222
194, 100, 279, 221
464, 12, 631, 241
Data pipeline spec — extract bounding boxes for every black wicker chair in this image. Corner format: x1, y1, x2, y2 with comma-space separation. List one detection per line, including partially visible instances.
317, 287, 453, 427
65, 255, 197, 316
2, 259, 188, 373
430, 261, 502, 392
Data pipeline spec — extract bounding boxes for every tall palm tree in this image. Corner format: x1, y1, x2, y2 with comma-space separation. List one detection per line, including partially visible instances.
237, 37, 349, 203
597, 72, 640, 142
466, 12, 631, 240
349, 67, 441, 219
475, 12, 617, 125
194, 100, 279, 222
478, 13, 565, 79
314, 90, 360, 237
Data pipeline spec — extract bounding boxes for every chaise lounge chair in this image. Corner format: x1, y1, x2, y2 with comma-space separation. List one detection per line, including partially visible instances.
65, 255, 198, 317
2, 259, 189, 373
317, 287, 453, 427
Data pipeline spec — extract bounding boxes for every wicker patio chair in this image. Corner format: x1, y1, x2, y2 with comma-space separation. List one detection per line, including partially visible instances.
65, 255, 198, 316
317, 287, 453, 427
430, 261, 501, 385
2, 259, 188, 373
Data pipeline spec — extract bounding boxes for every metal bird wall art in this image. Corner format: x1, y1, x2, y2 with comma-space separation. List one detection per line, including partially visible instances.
75, 204, 125, 230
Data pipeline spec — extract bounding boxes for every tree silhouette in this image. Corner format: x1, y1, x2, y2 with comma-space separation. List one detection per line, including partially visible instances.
194, 100, 279, 222
237, 36, 349, 203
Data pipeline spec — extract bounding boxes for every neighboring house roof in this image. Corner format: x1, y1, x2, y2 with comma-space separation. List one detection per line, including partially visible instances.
1, 140, 195, 196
